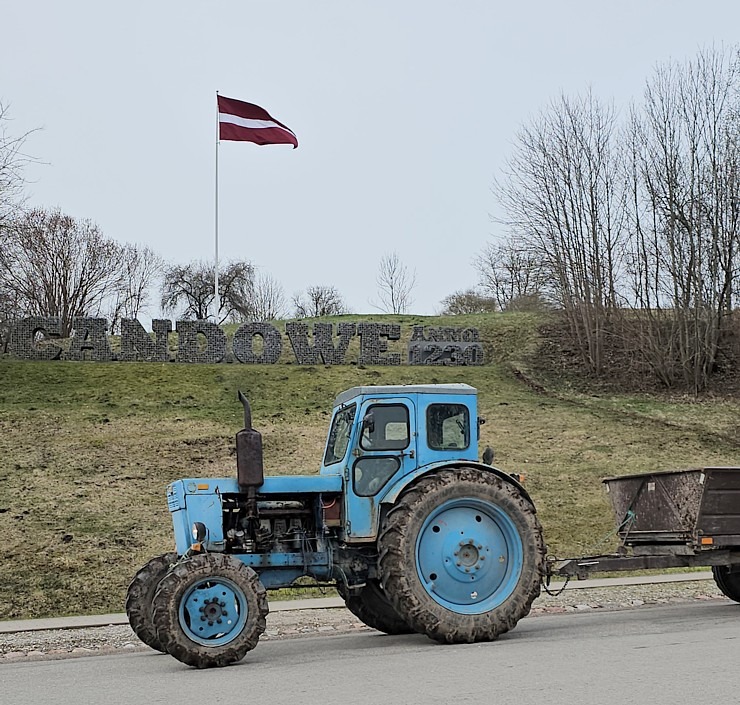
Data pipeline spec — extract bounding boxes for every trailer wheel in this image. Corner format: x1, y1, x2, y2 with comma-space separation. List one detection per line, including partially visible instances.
712, 566, 740, 603
379, 467, 545, 643
125, 552, 178, 652
152, 553, 268, 668
337, 579, 415, 635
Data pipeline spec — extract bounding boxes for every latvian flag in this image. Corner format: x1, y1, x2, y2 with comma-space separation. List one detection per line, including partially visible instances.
217, 95, 298, 148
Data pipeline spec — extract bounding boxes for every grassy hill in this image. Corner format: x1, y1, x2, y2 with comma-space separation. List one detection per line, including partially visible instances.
0, 313, 738, 619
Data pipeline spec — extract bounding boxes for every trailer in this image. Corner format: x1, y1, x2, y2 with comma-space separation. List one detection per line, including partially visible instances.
549, 467, 740, 602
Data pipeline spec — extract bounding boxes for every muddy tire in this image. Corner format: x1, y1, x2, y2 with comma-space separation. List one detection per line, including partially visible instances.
125, 552, 179, 652
152, 553, 268, 668
379, 467, 545, 644
712, 566, 740, 603
337, 579, 415, 635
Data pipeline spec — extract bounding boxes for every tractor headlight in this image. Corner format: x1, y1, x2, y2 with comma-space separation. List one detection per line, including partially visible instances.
191, 522, 207, 542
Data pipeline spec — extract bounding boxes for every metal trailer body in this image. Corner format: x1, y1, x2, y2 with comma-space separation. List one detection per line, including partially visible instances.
552, 467, 740, 578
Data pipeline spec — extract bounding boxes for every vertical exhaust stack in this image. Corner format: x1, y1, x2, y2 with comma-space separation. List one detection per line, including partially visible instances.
236, 391, 264, 491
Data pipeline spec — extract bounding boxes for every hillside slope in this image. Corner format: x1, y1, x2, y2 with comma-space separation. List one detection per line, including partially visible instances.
0, 313, 737, 619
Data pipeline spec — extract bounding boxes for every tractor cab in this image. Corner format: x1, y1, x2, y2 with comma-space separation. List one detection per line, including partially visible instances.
320, 384, 479, 539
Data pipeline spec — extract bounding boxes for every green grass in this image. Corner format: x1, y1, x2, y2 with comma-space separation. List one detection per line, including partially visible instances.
0, 312, 737, 619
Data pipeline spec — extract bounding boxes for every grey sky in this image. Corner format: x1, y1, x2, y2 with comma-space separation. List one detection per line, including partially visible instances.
2, 1, 739, 316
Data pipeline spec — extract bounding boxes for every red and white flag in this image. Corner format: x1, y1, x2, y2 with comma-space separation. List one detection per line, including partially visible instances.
217, 95, 298, 148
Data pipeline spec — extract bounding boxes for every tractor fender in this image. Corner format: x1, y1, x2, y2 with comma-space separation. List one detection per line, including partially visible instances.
379, 460, 535, 509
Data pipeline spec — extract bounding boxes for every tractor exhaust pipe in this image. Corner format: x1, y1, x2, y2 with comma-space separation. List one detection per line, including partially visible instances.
236, 391, 264, 491
238, 390, 253, 430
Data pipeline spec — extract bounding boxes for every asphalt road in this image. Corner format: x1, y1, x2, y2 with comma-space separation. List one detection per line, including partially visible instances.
1, 601, 737, 705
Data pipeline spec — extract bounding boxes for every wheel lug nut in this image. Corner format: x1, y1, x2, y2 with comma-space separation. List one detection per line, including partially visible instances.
465, 568, 470, 573
222, 611, 228, 617
217, 619, 222, 624
200, 616, 206, 621
477, 544, 483, 550
456, 562, 461, 567
480, 556, 486, 561
220, 601, 226, 607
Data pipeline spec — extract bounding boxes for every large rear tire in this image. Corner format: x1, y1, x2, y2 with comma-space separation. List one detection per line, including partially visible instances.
379, 467, 545, 644
152, 553, 268, 668
125, 552, 179, 652
712, 566, 740, 603
337, 579, 415, 635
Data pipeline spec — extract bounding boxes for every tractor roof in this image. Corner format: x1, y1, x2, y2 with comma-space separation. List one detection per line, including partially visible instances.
334, 383, 476, 407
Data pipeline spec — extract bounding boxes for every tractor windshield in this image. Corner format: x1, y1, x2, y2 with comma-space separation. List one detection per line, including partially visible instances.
323, 403, 357, 466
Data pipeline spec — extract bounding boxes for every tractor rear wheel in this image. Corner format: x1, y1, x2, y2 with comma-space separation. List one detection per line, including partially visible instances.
152, 553, 268, 668
337, 579, 415, 635
379, 467, 545, 644
712, 566, 740, 603
125, 552, 178, 652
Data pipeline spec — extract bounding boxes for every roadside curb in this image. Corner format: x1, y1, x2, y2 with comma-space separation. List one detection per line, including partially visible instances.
0, 571, 713, 634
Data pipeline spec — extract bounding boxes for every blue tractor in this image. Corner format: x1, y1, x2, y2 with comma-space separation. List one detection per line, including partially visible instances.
126, 384, 546, 668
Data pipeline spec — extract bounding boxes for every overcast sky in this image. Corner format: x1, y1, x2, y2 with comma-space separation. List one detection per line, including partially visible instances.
3, 1, 739, 317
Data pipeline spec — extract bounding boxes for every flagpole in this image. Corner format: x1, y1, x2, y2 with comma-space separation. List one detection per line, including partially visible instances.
214, 91, 220, 322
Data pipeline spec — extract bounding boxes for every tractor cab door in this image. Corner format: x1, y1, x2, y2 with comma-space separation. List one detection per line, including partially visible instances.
344, 397, 417, 539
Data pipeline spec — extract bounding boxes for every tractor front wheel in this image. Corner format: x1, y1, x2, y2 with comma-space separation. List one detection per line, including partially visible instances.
126, 552, 178, 652
379, 467, 545, 644
152, 553, 268, 668
337, 579, 415, 635
712, 565, 740, 603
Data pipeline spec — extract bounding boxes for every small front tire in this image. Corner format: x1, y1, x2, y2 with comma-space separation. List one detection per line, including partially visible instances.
152, 553, 268, 668
126, 552, 179, 652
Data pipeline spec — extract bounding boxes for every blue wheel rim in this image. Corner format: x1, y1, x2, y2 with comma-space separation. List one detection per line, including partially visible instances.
178, 576, 249, 646
415, 497, 524, 615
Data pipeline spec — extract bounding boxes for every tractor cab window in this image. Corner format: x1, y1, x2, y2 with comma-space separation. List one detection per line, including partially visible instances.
323, 403, 356, 466
360, 404, 409, 451
427, 404, 470, 450
353, 456, 401, 496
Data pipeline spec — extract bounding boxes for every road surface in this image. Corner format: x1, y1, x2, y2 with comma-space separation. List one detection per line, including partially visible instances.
1, 601, 737, 705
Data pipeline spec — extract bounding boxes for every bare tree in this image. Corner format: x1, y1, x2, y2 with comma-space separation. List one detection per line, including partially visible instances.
0, 208, 128, 336
439, 289, 498, 315
624, 46, 740, 391
106, 244, 163, 332
371, 252, 416, 314
292, 285, 349, 318
475, 238, 548, 311
0, 102, 37, 232
251, 271, 286, 321
161, 259, 254, 324
495, 90, 626, 373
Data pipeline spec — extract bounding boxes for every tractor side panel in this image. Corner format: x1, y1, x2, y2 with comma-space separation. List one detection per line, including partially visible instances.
167, 480, 226, 554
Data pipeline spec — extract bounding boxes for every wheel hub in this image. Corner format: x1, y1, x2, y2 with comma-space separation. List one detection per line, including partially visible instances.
180, 579, 245, 646
456, 542, 480, 568
199, 597, 228, 624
